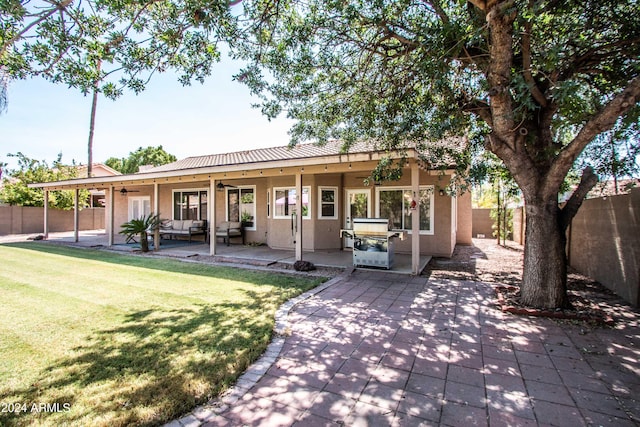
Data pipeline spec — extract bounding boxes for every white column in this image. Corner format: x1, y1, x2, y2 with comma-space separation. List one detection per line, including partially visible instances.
108, 186, 114, 246
43, 190, 49, 239
411, 161, 420, 275
295, 172, 303, 261
153, 182, 160, 251
73, 188, 79, 242
210, 177, 216, 256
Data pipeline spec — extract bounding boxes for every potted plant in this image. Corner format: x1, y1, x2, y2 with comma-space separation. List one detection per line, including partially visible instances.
241, 210, 253, 228
120, 213, 160, 252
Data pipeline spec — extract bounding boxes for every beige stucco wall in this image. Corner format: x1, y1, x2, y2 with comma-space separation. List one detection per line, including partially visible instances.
456, 191, 473, 245
105, 167, 467, 257
0, 206, 105, 235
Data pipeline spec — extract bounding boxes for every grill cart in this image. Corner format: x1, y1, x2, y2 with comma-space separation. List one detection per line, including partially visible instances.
341, 218, 406, 269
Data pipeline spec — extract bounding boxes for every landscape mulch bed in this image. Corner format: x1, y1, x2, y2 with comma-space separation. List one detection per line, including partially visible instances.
424, 239, 630, 326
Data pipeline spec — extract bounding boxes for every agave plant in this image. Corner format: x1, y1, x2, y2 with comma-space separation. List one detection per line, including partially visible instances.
119, 213, 160, 252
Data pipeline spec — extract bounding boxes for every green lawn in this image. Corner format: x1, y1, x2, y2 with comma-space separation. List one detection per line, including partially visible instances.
0, 243, 326, 426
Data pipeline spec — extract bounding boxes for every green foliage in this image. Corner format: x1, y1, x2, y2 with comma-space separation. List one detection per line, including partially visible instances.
119, 212, 161, 252
577, 114, 640, 184
232, 0, 639, 181
1, 0, 236, 99
105, 145, 177, 174
0, 152, 89, 209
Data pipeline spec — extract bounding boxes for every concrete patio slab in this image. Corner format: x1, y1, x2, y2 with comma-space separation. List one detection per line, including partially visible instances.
170, 271, 640, 426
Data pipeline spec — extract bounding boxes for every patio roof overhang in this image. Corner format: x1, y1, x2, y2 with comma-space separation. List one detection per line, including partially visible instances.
29, 146, 455, 191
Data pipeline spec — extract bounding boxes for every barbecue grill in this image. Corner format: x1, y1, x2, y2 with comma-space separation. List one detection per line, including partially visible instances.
340, 218, 406, 269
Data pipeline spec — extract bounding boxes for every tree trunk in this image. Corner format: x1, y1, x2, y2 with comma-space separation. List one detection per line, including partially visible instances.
520, 197, 569, 309
140, 232, 149, 252
87, 88, 98, 178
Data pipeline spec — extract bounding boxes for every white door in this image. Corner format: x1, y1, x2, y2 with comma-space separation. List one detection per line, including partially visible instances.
128, 196, 151, 220
344, 189, 371, 248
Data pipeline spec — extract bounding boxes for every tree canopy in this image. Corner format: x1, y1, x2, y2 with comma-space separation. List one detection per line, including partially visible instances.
230, 0, 640, 308
1, 0, 237, 98
104, 145, 177, 174
0, 152, 89, 209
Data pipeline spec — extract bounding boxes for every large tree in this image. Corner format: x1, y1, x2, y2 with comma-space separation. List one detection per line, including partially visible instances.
105, 145, 177, 174
1, 0, 236, 97
2, 0, 236, 176
0, 152, 89, 209
231, 0, 640, 308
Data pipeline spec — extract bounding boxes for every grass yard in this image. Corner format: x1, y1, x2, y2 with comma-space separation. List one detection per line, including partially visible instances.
0, 243, 326, 426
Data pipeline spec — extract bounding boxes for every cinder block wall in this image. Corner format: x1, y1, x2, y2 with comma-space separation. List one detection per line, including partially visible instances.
569, 188, 640, 307
0, 206, 105, 235
472, 208, 494, 238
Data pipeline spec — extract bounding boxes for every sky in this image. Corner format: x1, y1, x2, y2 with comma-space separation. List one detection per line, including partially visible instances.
0, 55, 295, 172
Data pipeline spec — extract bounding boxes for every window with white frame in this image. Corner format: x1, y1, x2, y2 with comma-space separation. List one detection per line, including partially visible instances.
226, 186, 256, 230
173, 190, 208, 220
318, 187, 338, 219
273, 186, 311, 219
376, 186, 434, 234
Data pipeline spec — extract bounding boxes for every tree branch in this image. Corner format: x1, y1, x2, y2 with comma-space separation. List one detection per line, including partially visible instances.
522, 19, 547, 107
559, 166, 598, 231
544, 74, 640, 196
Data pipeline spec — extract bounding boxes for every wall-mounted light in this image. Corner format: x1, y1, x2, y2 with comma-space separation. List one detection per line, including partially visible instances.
439, 189, 445, 196
216, 182, 225, 192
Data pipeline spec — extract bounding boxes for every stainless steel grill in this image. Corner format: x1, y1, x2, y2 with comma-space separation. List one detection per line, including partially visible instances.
341, 218, 406, 269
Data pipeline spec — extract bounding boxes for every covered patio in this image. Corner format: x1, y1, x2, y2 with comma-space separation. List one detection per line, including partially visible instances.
29, 230, 432, 274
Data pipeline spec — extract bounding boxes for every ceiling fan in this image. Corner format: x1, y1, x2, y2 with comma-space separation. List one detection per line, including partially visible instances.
216, 181, 237, 192
119, 187, 141, 196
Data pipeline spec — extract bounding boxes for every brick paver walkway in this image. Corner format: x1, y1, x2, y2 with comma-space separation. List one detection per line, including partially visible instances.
169, 270, 640, 426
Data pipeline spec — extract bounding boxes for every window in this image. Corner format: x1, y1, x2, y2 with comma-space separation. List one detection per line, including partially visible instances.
173, 190, 208, 220
376, 186, 434, 234
226, 186, 256, 230
273, 186, 311, 219
318, 187, 338, 219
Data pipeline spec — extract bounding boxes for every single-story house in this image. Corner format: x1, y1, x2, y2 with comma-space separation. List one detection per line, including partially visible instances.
31, 140, 472, 274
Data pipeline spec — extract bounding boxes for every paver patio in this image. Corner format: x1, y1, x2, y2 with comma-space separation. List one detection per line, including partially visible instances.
168, 269, 640, 427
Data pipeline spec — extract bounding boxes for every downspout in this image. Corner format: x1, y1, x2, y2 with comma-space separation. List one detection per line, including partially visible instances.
295, 172, 303, 261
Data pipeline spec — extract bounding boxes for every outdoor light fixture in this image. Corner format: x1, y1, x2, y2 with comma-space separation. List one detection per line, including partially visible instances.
120, 188, 128, 196
439, 189, 445, 196
216, 182, 225, 192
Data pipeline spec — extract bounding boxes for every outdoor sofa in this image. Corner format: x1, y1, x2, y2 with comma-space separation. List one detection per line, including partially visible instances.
159, 219, 207, 243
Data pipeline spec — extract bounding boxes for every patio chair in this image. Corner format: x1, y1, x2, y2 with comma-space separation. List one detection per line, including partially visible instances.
215, 221, 244, 246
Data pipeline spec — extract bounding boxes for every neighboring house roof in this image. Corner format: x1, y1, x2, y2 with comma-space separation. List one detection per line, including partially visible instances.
76, 163, 122, 177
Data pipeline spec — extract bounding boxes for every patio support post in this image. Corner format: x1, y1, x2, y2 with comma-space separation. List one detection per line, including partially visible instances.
295, 172, 303, 261
74, 188, 79, 242
411, 161, 420, 275
43, 190, 49, 240
153, 183, 160, 251
209, 177, 216, 256
108, 186, 114, 246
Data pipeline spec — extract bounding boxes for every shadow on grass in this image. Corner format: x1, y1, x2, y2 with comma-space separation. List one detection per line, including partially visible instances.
0, 289, 288, 427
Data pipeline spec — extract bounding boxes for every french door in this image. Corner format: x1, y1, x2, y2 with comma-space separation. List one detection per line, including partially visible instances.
344, 189, 371, 248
